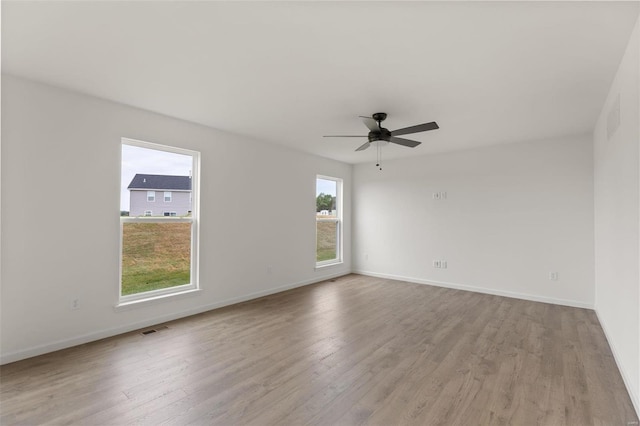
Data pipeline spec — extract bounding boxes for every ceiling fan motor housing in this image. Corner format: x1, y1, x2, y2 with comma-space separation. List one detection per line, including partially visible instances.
368, 127, 391, 142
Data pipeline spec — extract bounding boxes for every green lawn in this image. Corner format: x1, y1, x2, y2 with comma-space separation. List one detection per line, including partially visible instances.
316, 220, 337, 262
122, 219, 337, 295
121, 222, 191, 295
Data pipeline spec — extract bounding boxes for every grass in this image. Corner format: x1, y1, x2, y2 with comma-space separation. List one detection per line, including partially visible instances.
122, 218, 337, 295
316, 219, 337, 262
121, 222, 191, 295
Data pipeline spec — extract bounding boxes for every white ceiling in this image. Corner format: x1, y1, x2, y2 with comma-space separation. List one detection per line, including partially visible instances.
2, 1, 639, 164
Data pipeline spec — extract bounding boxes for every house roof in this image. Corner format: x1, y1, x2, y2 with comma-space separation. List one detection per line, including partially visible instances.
128, 174, 191, 191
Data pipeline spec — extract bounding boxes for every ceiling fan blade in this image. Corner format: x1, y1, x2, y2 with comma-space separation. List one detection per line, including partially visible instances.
355, 142, 371, 151
323, 135, 367, 138
389, 136, 421, 148
359, 116, 380, 132
391, 121, 439, 136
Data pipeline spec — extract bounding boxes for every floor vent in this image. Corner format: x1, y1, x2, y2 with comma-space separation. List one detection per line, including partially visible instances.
141, 325, 168, 335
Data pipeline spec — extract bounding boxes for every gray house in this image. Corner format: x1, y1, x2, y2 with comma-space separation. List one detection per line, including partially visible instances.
128, 174, 192, 217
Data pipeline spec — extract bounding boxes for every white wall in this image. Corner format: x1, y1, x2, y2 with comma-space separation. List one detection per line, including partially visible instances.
0, 75, 352, 363
594, 15, 640, 413
353, 135, 594, 308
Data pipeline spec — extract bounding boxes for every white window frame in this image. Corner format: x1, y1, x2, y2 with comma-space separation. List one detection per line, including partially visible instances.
316, 175, 343, 268
147, 191, 155, 202
119, 138, 200, 306
163, 211, 177, 217
144, 210, 152, 217
164, 191, 172, 202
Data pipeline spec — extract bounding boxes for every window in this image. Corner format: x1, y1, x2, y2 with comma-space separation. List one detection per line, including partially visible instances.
316, 175, 342, 266
164, 191, 172, 202
120, 138, 199, 304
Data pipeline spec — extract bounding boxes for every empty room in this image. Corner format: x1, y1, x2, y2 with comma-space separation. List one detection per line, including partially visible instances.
1, 1, 639, 425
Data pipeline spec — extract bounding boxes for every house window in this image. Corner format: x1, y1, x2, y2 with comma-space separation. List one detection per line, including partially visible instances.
316, 175, 342, 266
120, 139, 199, 304
164, 191, 172, 202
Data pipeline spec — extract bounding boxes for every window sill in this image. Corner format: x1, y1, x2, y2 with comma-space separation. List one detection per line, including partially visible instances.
315, 261, 343, 270
115, 288, 202, 311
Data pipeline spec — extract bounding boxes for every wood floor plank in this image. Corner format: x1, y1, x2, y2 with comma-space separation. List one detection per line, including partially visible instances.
1, 274, 637, 425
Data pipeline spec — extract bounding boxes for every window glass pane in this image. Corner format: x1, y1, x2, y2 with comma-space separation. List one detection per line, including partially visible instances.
121, 144, 192, 217
316, 177, 340, 263
121, 222, 191, 295
120, 140, 198, 301
316, 221, 337, 262
316, 179, 337, 216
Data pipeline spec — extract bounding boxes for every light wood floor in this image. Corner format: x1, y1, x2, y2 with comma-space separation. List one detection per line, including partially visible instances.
1, 274, 637, 425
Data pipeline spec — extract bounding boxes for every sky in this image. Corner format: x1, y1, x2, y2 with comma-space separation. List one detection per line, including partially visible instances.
316, 178, 337, 197
121, 144, 193, 211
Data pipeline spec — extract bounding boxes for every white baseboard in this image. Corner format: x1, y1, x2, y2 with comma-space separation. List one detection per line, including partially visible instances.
0, 269, 597, 365
0, 271, 347, 365
352, 270, 594, 309
595, 308, 640, 418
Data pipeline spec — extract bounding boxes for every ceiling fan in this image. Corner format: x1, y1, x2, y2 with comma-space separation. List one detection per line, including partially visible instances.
323, 112, 439, 152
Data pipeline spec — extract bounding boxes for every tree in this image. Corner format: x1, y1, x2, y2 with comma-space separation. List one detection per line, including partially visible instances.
316, 193, 335, 212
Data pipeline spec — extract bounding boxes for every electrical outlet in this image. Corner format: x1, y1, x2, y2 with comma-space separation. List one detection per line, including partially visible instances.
71, 299, 80, 310
433, 192, 441, 200
267, 266, 273, 274
549, 272, 558, 281
433, 260, 447, 269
